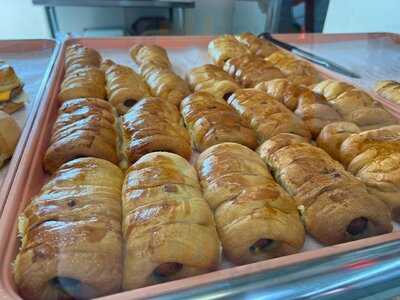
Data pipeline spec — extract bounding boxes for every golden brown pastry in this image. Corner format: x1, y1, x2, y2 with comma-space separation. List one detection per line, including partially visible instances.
43, 98, 119, 173
227, 88, 311, 143
318, 123, 400, 221
123, 152, 220, 289
130, 45, 190, 106
265, 51, 321, 86
129, 44, 171, 70
208, 35, 251, 67
64, 44, 102, 74
316, 121, 361, 161
257, 133, 392, 245
197, 142, 305, 265
0, 61, 24, 113
223, 54, 285, 88
375, 80, 400, 104
236, 32, 278, 58
14, 158, 124, 300
313, 79, 397, 130
0, 111, 21, 168
180, 91, 257, 151
121, 97, 191, 163
256, 79, 341, 137
58, 65, 106, 103
186, 64, 240, 101
101, 59, 151, 115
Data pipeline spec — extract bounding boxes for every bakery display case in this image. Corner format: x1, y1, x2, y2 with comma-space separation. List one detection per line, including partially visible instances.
0, 32, 399, 299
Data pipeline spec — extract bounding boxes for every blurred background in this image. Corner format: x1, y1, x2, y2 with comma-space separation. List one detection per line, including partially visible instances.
1, 0, 399, 39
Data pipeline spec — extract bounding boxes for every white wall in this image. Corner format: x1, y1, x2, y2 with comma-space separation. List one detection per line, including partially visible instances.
324, 0, 400, 33
0, 0, 50, 39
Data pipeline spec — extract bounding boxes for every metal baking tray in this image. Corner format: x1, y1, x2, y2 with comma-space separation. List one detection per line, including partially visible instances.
0, 34, 399, 300
0, 39, 59, 215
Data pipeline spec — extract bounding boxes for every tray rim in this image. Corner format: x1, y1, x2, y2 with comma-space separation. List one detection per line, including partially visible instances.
0, 33, 399, 300
0, 38, 60, 216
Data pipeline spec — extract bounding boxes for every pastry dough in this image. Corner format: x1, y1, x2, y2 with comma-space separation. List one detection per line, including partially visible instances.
130, 44, 171, 70
121, 97, 191, 163
187, 64, 240, 100
0, 61, 24, 113
123, 152, 220, 289
14, 158, 124, 300
208, 35, 251, 66
313, 79, 397, 130
256, 79, 341, 137
64, 44, 102, 74
102, 59, 151, 115
0, 111, 21, 168
236, 32, 278, 58
265, 51, 321, 86
318, 123, 400, 221
257, 133, 393, 245
197, 143, 305, 265
43, 98, 119, 173
228, 88, 311, 143
223, 54, 285, 88
180, 91, 257, 151
375, 80, 400, 104
59, 44, 106, 102
130, 45, 190, 106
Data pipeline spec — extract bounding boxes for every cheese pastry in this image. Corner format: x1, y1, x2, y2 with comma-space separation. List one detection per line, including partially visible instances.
64, 44, 102, 74
14, 158, 124, 300
197, 142, 305, 265
0, 61, 24, 113
257, 133, 392, 245
180, 91, 257, 151
123, 152, 220, 289
236, 32, 278, 58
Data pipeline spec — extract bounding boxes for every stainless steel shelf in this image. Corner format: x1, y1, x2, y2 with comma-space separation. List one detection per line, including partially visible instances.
156, 240, 400, 299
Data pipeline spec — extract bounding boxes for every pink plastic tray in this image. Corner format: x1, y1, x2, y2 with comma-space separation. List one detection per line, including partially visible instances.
0, 39, 59, 215
0, 34, 399, 300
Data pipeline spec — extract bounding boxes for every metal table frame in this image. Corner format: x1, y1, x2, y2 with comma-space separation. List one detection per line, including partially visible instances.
32, 0, 195, 37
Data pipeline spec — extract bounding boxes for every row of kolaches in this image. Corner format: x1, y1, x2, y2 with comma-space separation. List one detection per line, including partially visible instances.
14, 33, 400, 299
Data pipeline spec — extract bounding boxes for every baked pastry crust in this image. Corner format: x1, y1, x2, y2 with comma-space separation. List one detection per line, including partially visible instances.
43, 98, 119, 173
265, 51, 321, 86
313, 79, 397, 130
130, 45, 190, 106
180, 91, 257, 151
208, 35, 251, 67
256, 79, 341, 137
102, 59, 151, 115
0, 62, 24, 113
64, 44, 102, 73
224, 54, 285, 88
123, 152, 220, 289
236, 32, 278, 57
228, 88, 311, 143
121, 97, 191, 163
197, 142, 305, 265
14, 158, 124, 300
257, 133, 393, 245
0, 111, 21, 168
375, 80, 400, 104
187, 64, 240, 100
